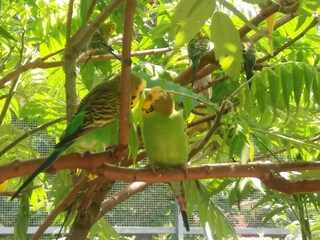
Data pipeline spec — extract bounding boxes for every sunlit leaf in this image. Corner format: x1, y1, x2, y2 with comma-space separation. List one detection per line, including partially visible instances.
292, 62, 304, 108
211, 12, 242, 79
14, 196, 29, 240
171, 0, 216, 48
0, 26, 16, 41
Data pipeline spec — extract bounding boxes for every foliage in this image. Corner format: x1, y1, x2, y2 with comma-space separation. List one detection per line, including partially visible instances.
0, 0, 320, 239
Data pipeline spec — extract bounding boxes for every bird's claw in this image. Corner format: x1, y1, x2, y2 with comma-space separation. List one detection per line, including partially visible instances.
181, 164, 188, 179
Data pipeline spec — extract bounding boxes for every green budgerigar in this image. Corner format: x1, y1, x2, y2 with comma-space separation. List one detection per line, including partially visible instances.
12, 73, 146, 200
187, 29, 210, 86
141, 87, 190, 231
89, 22, 120, 60
242, 37, 256, 86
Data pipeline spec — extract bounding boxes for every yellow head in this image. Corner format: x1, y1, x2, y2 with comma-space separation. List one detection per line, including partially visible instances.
99, 22, 117, 41
195, 28, 209, 40
130, 74, 147, 108
142, 87, 174, 116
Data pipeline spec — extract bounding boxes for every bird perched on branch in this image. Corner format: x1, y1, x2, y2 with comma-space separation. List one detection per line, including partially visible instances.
242, 37, 256, 86
88, 22, 120, 60
141, 87, 190, 231
188, 29, 210, 86
12, 73, 146, 200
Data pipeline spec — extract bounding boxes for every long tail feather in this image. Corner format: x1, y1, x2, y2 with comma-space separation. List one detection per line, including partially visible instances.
191, 64, 197, 87
101, 43, 121, 61
11, 147, 66, 200
170, 181, 190, 231
56, 205, 73, 240
181, 210, 190, 231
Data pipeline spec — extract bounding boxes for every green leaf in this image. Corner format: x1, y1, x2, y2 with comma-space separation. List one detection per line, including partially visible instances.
295, 16, 308, 32
312, 73, 320, 105
81, 62, 95, 90
291, 62, 304, 108
298, 0, 320, 16
262, 206, 288, 225
80, 0, 92, 26
265, 68, 280, 112
279, 64, 293, 111
302, 63, 315, 107
0, 26, 16, 41
230, 131, 250, 163
171, 0, 216, 48
206, 179, 232, 196
88, 218, 119, 239
185, 180, 202, 215
218, 0, 268, 38
211, 12, 243, 79
197, 200, 209, 228
14, 196, 29, 240
252, 74, 267, 114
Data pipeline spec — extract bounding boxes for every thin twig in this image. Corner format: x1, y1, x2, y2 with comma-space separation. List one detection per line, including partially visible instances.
66, 0, 74, 42
257, 17, 319, 63
188, 101, 227, 159
0, 49, 64, 89
86, 0, 97, 22
0, 31, 25, 125
0, 117, 64, 157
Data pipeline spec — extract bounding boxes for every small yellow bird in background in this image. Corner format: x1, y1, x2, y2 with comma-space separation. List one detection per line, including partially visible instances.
89, 22, 120, 60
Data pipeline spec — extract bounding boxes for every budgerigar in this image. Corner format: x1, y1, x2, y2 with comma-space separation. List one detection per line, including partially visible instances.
141, 87, 190, 231
187, 29, 210, 86
89, 22, 120, 60
12, 73, 146, 200
242, 37, 256, 86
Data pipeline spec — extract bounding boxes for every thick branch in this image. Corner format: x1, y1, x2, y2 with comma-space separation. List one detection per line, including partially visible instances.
95, 162, 320, 184
261, 172, 320, 195
0, 152, 114, 182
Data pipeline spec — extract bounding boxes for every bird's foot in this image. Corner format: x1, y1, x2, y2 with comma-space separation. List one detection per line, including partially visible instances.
180, 164, 189, 179
105, 144, 129, 164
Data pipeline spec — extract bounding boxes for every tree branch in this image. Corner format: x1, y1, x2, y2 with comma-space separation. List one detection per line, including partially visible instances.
118, 0, 136, 149
66, 0, 74, 42
31, 176, 90, 240
0, 49, 64, 89
95, 161, 320, 191
261, 172, 320, 195
97, 181, 150, 219
0, 47, 171, 89
173, 3, 280, 86
188, 101, 227, 159
257, 17, 319, 63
